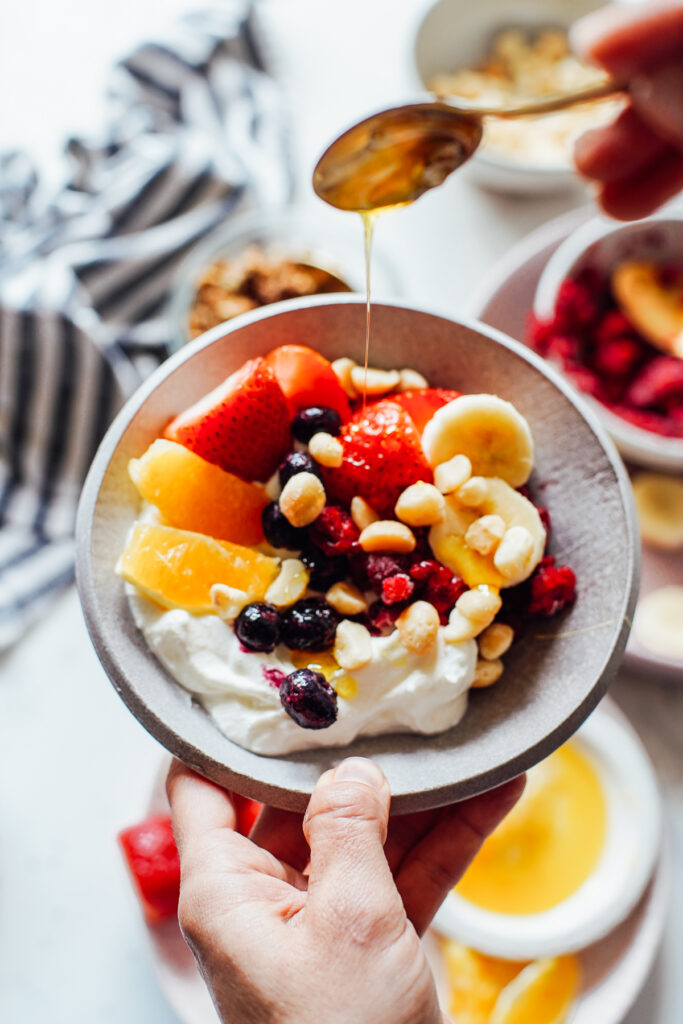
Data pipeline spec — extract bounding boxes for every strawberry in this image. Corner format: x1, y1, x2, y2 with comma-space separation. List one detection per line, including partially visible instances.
164, 357, 290, 482
265, 345, 351, 420
387, 387, 462, 434
322, 400, 432, 517
118, 815, 181, 924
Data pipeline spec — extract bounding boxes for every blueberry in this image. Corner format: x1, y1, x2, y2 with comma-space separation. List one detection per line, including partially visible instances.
291, 406, 342, 444
278, 450, 322, 488
280, 668, 337, 729
280, 597, 340, 651
300, 544, 348, 590
235, 602, 281, 653
262, 502, 307, 551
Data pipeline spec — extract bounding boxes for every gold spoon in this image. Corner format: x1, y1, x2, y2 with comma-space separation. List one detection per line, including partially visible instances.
313, 80, 624, 212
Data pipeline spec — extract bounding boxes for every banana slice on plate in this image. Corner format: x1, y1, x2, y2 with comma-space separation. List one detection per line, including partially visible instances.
612, 262, 683, 358
633, 586, 683, 660
430, 477, 546, 589
422, 394, 534, 489
632, 473, 683, 551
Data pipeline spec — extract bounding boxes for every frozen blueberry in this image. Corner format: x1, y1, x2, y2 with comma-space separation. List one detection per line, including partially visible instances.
280, 597, 340, 651
291, 406, 342, 443
278, 450, 322, 488
299, 544, 348, 590
235, 602, 281, 653
261, 502, 307, 551
280, 668, 337, 729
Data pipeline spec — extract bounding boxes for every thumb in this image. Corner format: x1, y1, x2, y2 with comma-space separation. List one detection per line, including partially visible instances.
303, 757, 402, 931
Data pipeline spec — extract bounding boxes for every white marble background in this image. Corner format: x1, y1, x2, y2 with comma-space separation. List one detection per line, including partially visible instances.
1, 1, 681, 1022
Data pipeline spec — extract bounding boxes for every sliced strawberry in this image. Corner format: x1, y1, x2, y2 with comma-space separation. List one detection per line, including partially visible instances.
118, 815, 180, 924
387, 387, 462, 434
322, 400, 432, 517
164, 357, 290, 482
266, 345, 351, 420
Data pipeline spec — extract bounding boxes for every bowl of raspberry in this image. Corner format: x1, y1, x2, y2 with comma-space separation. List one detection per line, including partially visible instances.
76, 295, 638, 812
531, 209, 683, 472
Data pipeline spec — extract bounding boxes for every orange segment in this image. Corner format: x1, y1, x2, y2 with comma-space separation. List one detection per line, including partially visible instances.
129, 439, 268, 546
490, 956, 580, 1024
117, 523, 279, 613
442, 940, 528, 1024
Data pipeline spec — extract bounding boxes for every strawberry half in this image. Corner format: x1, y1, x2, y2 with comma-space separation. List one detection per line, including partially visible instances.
164, 357, 290, 482
322, 400, 432, 517
387, 387, 462, 434
266, 344, 351, 420
118, 815, 181, 924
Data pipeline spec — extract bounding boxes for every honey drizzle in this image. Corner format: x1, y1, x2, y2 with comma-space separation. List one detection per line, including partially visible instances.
360, 210, 378, 411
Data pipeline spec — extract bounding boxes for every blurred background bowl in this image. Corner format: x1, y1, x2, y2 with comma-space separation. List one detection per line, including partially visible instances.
413, 0, 614, 194
166, 205, 402, 352
534, 207, 683, 472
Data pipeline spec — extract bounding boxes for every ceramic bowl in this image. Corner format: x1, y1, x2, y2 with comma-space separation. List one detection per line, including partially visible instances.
413, 0, 610, 194
76, 295, 638, 813
166, 206, 402, 352
534, 208, 683, 472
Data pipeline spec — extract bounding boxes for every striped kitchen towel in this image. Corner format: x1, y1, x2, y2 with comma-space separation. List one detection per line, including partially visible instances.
0, 2, 291, 649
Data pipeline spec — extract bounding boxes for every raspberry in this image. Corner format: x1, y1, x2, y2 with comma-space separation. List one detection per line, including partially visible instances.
408, 559, 440, 584
545, 334, 583, 367
625, 357, 683, 410
526, 312, 554, 354
594, 309, 635, 344
528, 556, 577, 617
537, 504, 551, 537
309, 505, 360, 557
553, 275, 600, 332
607, 405, 675, 437
280, 668, 337, 729
594, 337, 643, 380
381, 573, 415, 605
364, 600, 402, 636
564, 365, 607, 400
351, 553, 411, 592
423, 565, 467, 623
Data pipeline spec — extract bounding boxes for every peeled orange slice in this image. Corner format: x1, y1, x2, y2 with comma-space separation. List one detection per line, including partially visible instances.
117, 523, 279, 613
442, 941, 527, 1024
129, 439, 268, 546
490, 955, 580, 1024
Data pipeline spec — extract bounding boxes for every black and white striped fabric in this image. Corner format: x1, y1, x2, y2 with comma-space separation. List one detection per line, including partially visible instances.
0, 2, 291, 649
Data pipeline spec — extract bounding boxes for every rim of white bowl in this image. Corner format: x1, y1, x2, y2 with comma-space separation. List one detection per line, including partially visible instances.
432, 704, 662, 959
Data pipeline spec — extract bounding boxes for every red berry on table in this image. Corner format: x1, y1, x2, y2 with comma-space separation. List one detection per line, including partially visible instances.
322, 400, 432, 518
265, 345, 351, 420
164, 356, 290, 482
118, 815, 181, 924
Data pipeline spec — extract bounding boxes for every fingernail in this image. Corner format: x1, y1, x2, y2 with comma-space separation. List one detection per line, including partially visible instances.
333, 757, 385, 790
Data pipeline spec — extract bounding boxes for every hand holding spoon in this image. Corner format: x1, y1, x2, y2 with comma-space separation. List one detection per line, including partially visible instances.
313, 81, 624, 212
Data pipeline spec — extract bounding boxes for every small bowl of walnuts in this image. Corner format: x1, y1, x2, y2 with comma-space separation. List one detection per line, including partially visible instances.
168, 206, 402, 350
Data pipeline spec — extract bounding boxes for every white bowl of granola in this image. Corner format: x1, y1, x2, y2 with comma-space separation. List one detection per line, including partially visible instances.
413, 0, 620, 194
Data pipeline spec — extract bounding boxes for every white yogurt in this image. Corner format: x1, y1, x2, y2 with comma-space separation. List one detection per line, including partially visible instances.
128, 588, 477, 755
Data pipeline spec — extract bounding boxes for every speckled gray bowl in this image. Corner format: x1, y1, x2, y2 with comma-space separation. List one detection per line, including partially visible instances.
76, 296, 639, 813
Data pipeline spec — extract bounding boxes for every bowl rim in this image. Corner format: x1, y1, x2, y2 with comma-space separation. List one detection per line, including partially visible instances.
532, 209, 683, 470
76, 293, 640, 811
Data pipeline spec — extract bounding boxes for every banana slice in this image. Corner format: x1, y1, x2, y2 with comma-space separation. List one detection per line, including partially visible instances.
632, 473, 683, 551
421, 394, 534, 488
633, 586, 683, 661
429, 476, 546, 588
612, 262, 683, 358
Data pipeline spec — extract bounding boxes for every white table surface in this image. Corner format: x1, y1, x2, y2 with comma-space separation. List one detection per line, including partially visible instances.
1, 2, 682, 1022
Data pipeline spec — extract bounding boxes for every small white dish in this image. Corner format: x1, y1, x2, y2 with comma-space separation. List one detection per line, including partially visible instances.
533, 206, 683, 472
432, 704, 662, 959
413, 0, 609, 195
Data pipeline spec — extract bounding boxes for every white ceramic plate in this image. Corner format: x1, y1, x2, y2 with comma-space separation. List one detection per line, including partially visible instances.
432, 704, 662, 958
469, 206, 683, 683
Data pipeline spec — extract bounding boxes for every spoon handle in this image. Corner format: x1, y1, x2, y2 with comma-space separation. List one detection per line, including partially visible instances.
439, 79, 627, 119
